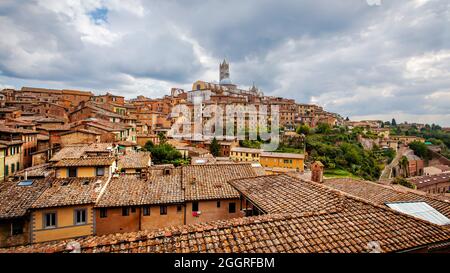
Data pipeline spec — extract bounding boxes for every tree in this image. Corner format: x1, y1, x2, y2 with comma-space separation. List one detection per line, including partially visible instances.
392, 177, 415, 189
408, 141, 431, 160
144, 140, 154, 151
391, 118, 397, 127
144, 143, 183, 165
157, 132, 167, 144
345, 117, 350, 121
210, 137, 220, 157
399, 156, 409, 178
315, 123, 331, 134
296, 124, 310, 135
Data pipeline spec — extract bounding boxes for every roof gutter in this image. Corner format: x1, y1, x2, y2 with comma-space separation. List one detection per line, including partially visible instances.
396, 239, 450, 253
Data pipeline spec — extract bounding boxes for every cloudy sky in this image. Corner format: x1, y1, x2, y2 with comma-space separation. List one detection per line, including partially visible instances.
1, 0, 450, 125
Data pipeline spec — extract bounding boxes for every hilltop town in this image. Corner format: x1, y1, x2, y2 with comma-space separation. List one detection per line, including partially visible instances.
0, 60, 449, 253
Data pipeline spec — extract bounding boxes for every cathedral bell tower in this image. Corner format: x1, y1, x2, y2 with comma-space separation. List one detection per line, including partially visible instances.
219, 59, 233, 86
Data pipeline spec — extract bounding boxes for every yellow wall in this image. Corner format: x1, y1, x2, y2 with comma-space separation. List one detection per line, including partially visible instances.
56, 165, 114, 178
32, 206, 94, 243
57, 166, 97, 178
260, 156, 304, 171
0, 148, 5, 181
230, 151, 260, 162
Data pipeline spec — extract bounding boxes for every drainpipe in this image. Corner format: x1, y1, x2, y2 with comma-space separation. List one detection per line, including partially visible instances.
138, 207, 142, 231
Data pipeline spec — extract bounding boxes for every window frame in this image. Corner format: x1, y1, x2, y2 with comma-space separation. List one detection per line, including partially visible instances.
160, 205, 168, 215
143, 206, 151, 216
229, 202, 236, 213
43, 211, 57, 229
192, 201, 199, 212
74, 208, 87, 225
99, 208, 107, 218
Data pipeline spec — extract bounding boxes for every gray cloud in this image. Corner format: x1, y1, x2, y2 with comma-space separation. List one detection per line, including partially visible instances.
0, 0, 449, 125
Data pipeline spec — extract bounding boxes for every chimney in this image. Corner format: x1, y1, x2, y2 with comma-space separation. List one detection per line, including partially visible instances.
311, 161, 324, 183
25, 170, 28, 181
190, 177, 196, 185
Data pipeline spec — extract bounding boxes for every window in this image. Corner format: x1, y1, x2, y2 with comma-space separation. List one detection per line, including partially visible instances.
68, 167, 77, 177
44, 212, 56, 229
160, 206, 167, 215
12, 221, 24, 235
96, 167, 105, 176
99, 208, 107, 218
177, 205, 182, 212
192, 201, 199, 212
5, 165, 8, 176
143, 206, 151, 216
16, 162, 19, 171
217, 201, 221, 208
122, 207, 130, 216
131, 207, 136, 213
229, 202, 236, 213
74, 209, 87, 225
11, 163, 15, 173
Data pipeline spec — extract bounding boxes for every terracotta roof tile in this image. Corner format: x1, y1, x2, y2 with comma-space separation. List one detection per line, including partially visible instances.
31, 177, 108, 209
53, 157, 115, 167
50, 143, 114, 161
0, 179, 49, 219
182, 163, 259, 201
117, 152, 151, 170
96, 172, 183, 207
14, 163, 54, 178
4, 202, 450, 253
323, 178, 450, 219
230, 174, 344, 214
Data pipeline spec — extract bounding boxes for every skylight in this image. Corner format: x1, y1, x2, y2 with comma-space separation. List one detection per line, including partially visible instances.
18, 180, 33, 186
386, 202, 450, 226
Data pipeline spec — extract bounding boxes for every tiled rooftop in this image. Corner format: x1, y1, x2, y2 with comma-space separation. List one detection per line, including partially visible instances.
50, 143, 113, 161
4, 196, 450, 253
408, 173, 450, 188
96, 172, 183, 207
53, 157, 115, 167
323, 178, 450, 219
181, 163, 259, 201
117, 152, 151, 169
14, 163, 54, 178
230, 174, 344, 214
0, 179, 50, 219
31, 177, 108, 209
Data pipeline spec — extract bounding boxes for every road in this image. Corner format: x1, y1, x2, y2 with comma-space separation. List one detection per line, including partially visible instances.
379, 145, 407, 180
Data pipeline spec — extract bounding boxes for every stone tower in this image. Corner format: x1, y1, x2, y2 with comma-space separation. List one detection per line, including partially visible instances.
219, 59, 230, 82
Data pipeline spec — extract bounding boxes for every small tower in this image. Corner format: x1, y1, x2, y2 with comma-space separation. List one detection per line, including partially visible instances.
219, 59, 230, 82
311, 161, 324, 183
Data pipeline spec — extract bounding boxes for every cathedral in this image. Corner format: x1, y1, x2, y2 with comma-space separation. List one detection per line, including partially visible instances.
191, 59, 263, 97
